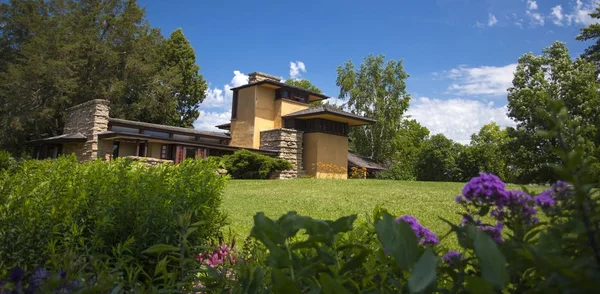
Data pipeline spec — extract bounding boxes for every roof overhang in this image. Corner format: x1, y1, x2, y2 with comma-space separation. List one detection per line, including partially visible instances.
98, 132, 277, 156
230, 80, 329, 102
27, 133, 87, 145
215, 123, 231, 130
282, 111, 376, 126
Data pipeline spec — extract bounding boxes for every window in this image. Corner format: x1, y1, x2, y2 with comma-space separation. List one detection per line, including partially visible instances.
111, 125, 139, 134
160, 145, 171, 159
173, 134, 196, 141
276, 88, 308, 103
144, 130, 169, 138
231, 90, 238, 119
138, 142, 146, 157
291, 118, 348, 136
112, 141, 120, 159
185, 147, 197, 159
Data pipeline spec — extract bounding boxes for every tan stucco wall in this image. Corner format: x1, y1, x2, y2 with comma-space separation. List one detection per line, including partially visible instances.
118, 142, 137, 157
253, 86, 276, 148
148, 142, 162, 159
303, 132, 348, 179
274, 99, 309, 128
229, 87, 256, 148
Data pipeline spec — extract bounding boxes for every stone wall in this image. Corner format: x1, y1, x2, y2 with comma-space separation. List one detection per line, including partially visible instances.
260, 128, 303, 179
63, 99, 110, 161
248, 72, 282, 84
123, 156, 173, 166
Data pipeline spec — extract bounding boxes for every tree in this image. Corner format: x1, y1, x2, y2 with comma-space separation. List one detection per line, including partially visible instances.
0, 0, 207, 154
577, 5, 600, 69
415, 134, 463, 182
378, 119, 430, 180
468, 122, 511, 181
507, 42, 600, 183
336, 55, 411, 163
162, 28, 207, 127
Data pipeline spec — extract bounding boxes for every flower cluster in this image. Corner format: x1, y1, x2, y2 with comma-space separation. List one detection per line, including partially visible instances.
396, 215, 439, 246
349, 166, 367, 179
442, 250, 463, 266
535, 181, 571, 213
1, 267, 78, 293
195, 241, 237, 268
313, 162, 348, 178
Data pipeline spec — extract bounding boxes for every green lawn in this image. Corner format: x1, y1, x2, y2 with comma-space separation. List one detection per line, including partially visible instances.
222, 179, 464, 245
221, 179, 544, 247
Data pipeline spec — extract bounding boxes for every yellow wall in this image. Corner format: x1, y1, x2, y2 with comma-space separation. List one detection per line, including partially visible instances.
274, 99, 308, 128
303, 132, 348, 179
229, 87, 256, 148
253, 86, 276, 148
118, 142, 137, 157
148, 142, 162, 159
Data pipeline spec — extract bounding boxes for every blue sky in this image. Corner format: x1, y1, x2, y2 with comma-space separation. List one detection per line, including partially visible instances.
140, 0, 598, 143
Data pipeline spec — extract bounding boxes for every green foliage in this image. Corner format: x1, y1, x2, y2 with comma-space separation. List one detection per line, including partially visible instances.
416, 134, 464, 181
378, 119, 430, 180
577, 5, 600, 69
0, 149, 16, 172
0, 155, 226, 287
337, 54, 411, 163
0, 0, 207, 154
223, 149, 293, 179
507, 41, 600, 183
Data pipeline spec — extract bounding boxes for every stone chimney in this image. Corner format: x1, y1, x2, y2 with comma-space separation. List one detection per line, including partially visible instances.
248, 72, 283, 84
64, 99, 110, 161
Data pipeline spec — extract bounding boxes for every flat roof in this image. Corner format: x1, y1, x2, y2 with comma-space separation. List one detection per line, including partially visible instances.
109, 118, 230, 139
215, 122, 231, 130
28, 132, 87, 144
348, 152, 386, 170
230, 80, 329, 101
282, 106, 376, 126
98, 131, 278, 155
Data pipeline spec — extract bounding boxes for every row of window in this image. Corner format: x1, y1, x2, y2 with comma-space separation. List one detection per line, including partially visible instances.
284, 118, 349, 136
110, 125, 224, 144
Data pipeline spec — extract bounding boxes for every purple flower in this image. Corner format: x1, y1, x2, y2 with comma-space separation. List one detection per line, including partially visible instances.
10, 267, 25, 282
455, 195, 465, 203
480, 222, 504, 243
442, 250, 462, 266
28, 267, 49, 289
462, 173, 507, 203
396, 215, 439, 246
535, 190, 556, 208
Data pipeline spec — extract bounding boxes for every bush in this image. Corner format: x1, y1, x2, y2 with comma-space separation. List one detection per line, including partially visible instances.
0, 150, 17, 172
223, 149, 292, 179
0, 155, 227, 289
377, 161, 416, 180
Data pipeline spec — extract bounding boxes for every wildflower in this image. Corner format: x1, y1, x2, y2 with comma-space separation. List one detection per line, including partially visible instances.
455, 195, 465, 203
442, 250, 462, 266
462, 173, 508, 203
396, 215, 439, 246
10, 267, 25, 283
480, 222, 504, 243
534, 190, 556, 208
28, 267, 49, 289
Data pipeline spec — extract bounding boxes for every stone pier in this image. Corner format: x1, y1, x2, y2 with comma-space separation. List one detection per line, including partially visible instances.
260, 128, 304, 179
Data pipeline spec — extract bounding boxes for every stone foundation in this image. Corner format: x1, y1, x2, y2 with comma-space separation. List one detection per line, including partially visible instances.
63, 99, 110, 161
260, 128, 303, 179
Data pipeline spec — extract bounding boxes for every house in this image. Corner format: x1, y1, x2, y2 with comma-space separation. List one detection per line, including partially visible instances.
30, 72, 384, 178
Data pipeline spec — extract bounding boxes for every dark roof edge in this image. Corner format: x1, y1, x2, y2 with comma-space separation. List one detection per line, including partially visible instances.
109, 118, 230, 139
283, 108, 376, 124
230, 80, 329, 100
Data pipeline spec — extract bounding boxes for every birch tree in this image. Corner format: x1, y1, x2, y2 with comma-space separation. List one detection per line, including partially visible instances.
336, 54, 411, 163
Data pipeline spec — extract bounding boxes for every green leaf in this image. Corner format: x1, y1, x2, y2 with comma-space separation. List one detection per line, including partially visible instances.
408, 249, 438, 293
340, 249, 370, 275
464, 276, 494, 294
272, 269, 302, 294
319, 273, 350, 294
477, 205, 490, 217
142, 244, 180, 254
375, 212, 419, 270
248, 266, 264, 294
328, 214, 357, 234
250, 212, 285, 249
472, 228, 508, 289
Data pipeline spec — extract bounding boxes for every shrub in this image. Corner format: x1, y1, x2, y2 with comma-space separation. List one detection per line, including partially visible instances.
0, 150, 17, 172
222, 149, 292, 179
377, 161, 416, 180
0, 155, 227, 288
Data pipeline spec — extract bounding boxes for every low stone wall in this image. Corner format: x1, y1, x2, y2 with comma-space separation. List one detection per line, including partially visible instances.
260, 128, 303, 179
123, 156, 173, 166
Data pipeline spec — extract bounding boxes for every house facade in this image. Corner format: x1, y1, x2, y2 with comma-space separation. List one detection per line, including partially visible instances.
30, 72, 382, 178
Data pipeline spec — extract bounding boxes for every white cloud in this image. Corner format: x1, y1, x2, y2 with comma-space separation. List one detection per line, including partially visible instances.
445, 63, 517, 96
406, 97, 515, 144
551, 5, 564, 25
193, 110, 232, 132
571, 0, 600, 25
290, 61, 306, 79
488, 14, 498, 26
194, 70, 248, 131
202, 70, 248, 110
527, 0, 538, 11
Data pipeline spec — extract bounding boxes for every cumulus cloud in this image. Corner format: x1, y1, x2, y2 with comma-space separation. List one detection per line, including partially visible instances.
444, 64, 517, 96
488, 14, 498, 26
406, 97, 515, 144
568, 0, 599, 26
527, 0, 538, 11
526, 0, 545, 26
290, 61, 306, 79
194, 70, 248, 131
551, 5, 564, 25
